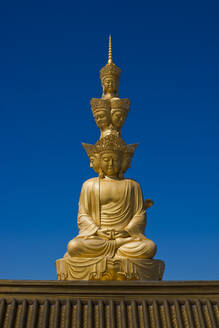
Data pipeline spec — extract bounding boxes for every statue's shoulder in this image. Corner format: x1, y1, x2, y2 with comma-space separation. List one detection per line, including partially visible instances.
124, 178, 141, 188
82, 177, 99, 188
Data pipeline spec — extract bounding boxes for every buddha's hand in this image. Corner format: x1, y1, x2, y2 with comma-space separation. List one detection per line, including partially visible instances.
114, 230, 130, 238
96, 229, 111, 240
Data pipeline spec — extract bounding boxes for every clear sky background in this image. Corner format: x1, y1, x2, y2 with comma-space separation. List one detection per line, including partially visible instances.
0, 1, 218, 281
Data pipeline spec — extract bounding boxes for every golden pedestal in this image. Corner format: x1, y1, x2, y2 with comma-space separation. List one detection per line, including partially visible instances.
56, 257, 165, 281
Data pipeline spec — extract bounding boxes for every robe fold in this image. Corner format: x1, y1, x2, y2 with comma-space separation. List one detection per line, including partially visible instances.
77, 177, 146, 237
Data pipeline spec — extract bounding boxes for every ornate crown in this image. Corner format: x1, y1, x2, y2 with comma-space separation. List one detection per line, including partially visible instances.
100, 63, 121, 82
126, 144, 138, 156
111, 98, 130, 115
81, 143, 95, 157
90, 98, 111, 116
93, 134, 129, 155
100, 36, 121, 83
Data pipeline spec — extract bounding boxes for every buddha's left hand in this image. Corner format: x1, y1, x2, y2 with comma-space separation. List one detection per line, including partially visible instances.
115, 230, 130, 238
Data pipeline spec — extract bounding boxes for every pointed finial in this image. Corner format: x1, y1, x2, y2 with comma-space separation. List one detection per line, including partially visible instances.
108, 35, 113, 64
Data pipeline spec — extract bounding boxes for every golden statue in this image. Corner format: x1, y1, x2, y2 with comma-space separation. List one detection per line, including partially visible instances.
56, 37, 165, 281
100, 35, 121, 100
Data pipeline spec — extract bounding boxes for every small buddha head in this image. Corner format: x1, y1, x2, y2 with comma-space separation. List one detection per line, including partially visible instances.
101, 76, 119, 99
103, 77, 115, 93
100, 41, 121, 99
90, 98, 111, 130
120, 153, 132, 174
82, 143, 100, 174
120, 144, 138, 177
89, 153, 100, 173
94, 110, 110, 129
111, 98, 130, 130
99, 36, 121, 99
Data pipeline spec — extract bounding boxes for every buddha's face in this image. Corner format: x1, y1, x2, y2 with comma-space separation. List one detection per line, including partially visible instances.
102, 77, 116, 94
100, 152, 122, 177
94, 110, 110, 129
121, 154, 132, 173
111, 110, 126, 129
90, 154, 100, 173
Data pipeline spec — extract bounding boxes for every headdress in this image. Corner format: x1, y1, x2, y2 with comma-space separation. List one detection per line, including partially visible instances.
90, 98, 111, 116
100, 36, 121, 95
111, 98, 130, 116
94, 134, 130, 155
125, 144, 138, 157
81, 143, 95, 157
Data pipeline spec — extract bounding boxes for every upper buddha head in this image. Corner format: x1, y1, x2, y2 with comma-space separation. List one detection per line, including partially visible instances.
90, 98, 111, 130
100, 36, 121, 99
111, 98, 130, 130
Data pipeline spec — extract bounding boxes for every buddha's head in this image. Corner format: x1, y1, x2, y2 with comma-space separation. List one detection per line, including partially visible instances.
89, 154, 100, 173
100, 151, 122, 177
101, 76, 119, 99
121, 153, 132, 173
94, 134, 130, 178
120, 144, 138, 177
99, 36, 121, 99
111, 98, 130, 130
111, 109, 126, 129
90, 98, 111, 130
82, 143, 100, 174
94, 109, 110, 129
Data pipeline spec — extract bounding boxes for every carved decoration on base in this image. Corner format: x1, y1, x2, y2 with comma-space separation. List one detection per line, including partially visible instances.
56, 257, 165, 281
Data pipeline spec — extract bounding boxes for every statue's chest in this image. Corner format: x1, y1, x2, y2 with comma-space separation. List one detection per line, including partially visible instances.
99, 180, 125, 204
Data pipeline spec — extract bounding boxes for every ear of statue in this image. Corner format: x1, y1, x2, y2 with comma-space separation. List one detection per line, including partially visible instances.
102, 84, 106, 95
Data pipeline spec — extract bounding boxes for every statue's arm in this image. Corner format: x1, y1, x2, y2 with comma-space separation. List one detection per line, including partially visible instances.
77, 181, 99, 237
77, 214, 99, 237
124, 181, 146, 237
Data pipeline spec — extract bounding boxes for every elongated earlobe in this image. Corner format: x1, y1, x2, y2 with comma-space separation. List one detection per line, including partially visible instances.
99, 168, 105, 179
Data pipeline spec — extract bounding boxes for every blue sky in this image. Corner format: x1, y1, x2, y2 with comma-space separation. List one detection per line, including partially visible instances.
0, 0, 218, 280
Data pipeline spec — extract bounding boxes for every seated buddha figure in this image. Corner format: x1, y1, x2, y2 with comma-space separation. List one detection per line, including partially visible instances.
67, 135, 156, 260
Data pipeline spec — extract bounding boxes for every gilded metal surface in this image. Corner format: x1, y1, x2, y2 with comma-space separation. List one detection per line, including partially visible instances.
56, 37, 164, 281
56, 258, 165, 281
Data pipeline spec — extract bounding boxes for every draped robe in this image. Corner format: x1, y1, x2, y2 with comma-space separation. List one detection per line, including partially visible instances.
67, 177, 156, 259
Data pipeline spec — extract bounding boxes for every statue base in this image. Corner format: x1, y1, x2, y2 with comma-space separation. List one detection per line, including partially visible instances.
56, 257, 165, 281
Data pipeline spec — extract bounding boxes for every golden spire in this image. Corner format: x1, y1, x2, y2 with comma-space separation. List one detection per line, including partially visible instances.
100, 35, 121, 99
108, 35, 113, 64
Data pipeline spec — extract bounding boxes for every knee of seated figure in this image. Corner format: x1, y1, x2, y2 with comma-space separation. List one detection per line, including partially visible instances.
143, 239, 157, 258
67, 239, 83, 257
